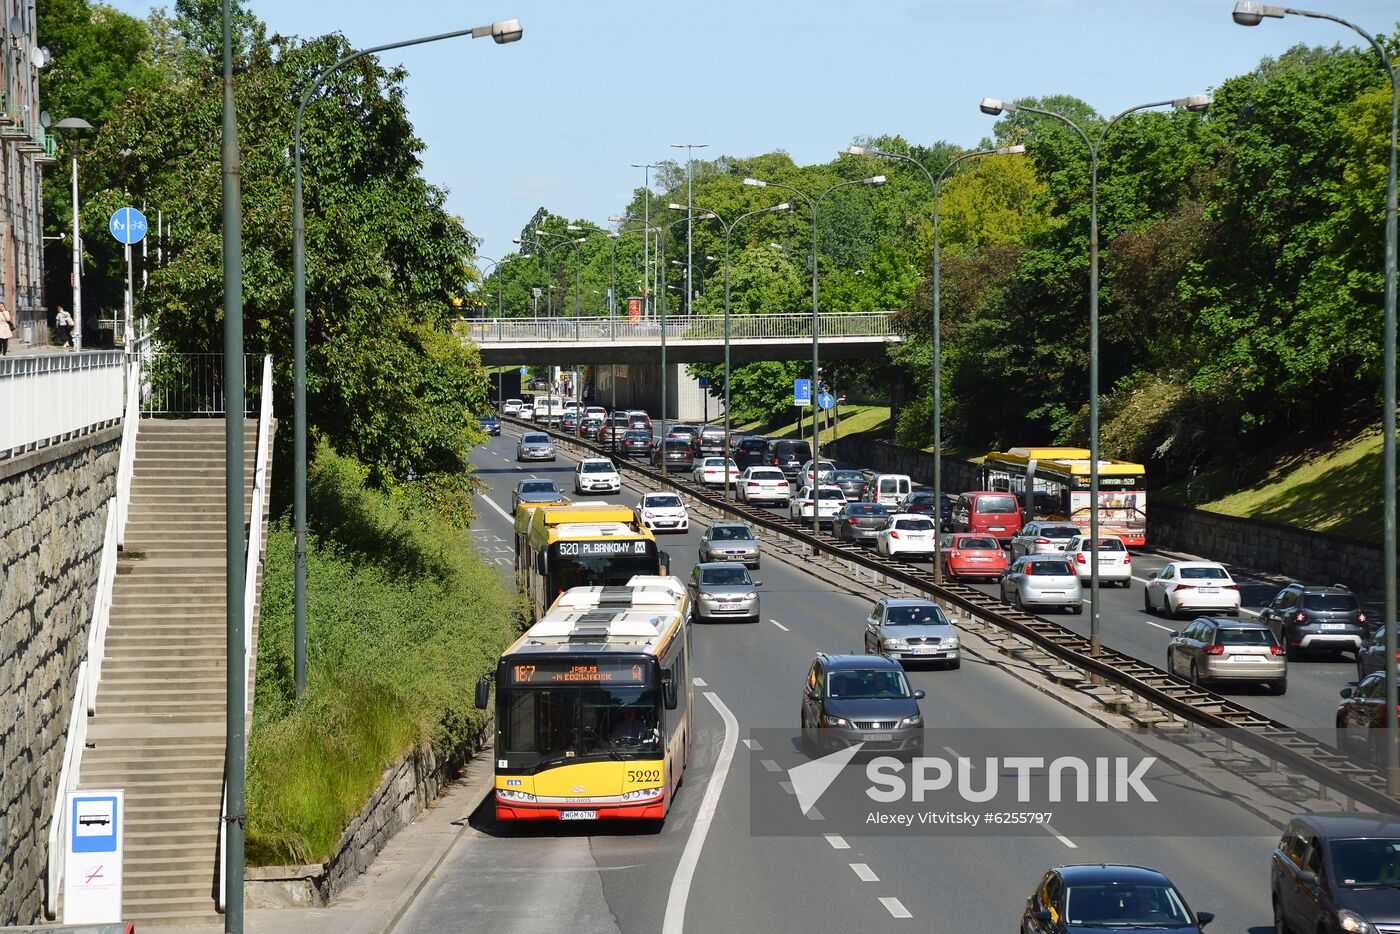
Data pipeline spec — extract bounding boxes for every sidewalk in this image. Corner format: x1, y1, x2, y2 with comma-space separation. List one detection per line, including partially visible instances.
142, 749, 497, 934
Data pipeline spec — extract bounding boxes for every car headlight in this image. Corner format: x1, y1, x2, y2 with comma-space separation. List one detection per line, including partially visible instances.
700, 593, 718, 601
496, 788, 537, 802
1338, 910, 1373, 934
900, 715, 923, 727
620, 787, 663, 802
883, 638, 907, 648
641, 510, 652, 518
823, 716, 849, 727
945, 638, 959, 647
742, 592, 757, 601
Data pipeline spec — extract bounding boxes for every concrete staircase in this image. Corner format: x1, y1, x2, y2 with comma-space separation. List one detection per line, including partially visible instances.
78, 418, 271, 927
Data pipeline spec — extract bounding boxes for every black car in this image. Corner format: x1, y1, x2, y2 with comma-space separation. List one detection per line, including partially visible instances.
1336, 673, 1400, 763
1356, 626, 1399, 681
731, 435, 770, 470
833, 502, 890, 545
1271, 812, 1400, 933
579, 417, 604, 441
620, 429, 652, 458
828, 469, 868, 501
652, 439, 695, 473
767, 438, 813, 480
899, 491, 955, 532
1259, 583, 1370, 659
478, 415, 500, 436
697, 425, 726, 454
560, 411, 580, 433
800, 653, 924, 756
1022, 865, 1212, 933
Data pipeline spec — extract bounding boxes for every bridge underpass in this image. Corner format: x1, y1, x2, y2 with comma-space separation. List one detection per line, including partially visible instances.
468, 312, 899, 420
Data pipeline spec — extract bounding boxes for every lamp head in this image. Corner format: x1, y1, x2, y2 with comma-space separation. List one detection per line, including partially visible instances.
979, 97, 1012, 116
698, 212, 717, 220
844, 145, 868, 156
1177, 94, 1211, 113
53, 116, 93, 131
1232, 1, 1284, 26
770, 202, 790, 212
477, 18, 523, 43
511, 237, 525, 244
567, 224, 584, 231
742, 178, 766, 188
608, 214, 627, 222
865, 175, 886, 186
668, 202, 686, 211
994, 144, 1027, 156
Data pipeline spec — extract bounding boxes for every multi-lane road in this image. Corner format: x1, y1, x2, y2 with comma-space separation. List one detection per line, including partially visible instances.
393, 428, 1286, 933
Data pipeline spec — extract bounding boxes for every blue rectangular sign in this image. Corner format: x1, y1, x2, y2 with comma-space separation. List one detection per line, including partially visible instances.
793, 379, 812, 406
71, 795, 119, 854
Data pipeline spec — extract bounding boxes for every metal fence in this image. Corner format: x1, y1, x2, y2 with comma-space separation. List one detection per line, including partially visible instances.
466, 311, 897, 344
136, 352, 263, 416
0, 351, 126, 458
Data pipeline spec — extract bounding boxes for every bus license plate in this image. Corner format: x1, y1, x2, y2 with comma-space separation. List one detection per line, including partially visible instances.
560, 810, 597, 821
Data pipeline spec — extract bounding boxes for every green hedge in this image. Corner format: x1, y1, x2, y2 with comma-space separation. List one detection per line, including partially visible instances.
246, 445, 520, 865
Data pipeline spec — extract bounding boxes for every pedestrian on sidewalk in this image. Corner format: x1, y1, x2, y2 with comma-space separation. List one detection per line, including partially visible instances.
0, 303, 11, 355
55, 306, 73, 347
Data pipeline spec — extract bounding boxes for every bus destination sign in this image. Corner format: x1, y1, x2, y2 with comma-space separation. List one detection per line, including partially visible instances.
509, 659, 650, 686
555, 540, 650, 557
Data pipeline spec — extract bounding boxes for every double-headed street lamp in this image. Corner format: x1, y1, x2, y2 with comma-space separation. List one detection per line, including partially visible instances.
655, 214, 694, 424
629, 163, 663, 319
52, 117, 92, 351
671, 143, 709, 321
1232, 0, 1399, 791
290, 18, 522, 702
977, 93, 1208, 661
671, 200, 790, 500
742, 174, 886, 540
842, 143, 1026, 584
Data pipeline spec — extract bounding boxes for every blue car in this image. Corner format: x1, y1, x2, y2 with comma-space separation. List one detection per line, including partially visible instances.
479, 415, 500, 436
1022, 865, 1213, 932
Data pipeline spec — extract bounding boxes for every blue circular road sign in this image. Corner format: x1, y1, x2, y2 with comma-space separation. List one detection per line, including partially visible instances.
817, 392, 836, 410
519, 366, 528, 375
108, 206, 148, 245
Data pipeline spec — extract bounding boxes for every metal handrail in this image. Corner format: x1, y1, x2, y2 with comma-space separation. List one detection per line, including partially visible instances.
45, 660, 88, 920
465, 311, 898, 343
218, 353, 272, 913
1, 352, 126, 459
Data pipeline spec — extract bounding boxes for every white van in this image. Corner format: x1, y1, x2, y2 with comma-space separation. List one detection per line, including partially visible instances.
864, 473, 912, 508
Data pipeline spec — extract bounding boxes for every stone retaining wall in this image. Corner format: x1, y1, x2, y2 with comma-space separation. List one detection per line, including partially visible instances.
0, 428, 121, 925
824, 435, 981, 491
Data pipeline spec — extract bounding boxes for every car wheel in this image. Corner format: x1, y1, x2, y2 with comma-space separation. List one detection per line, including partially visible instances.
1071, 603, 1083, 615
1013, 590, 1025, 611
1190, 661, 1203, 687
1271, 679, 1288, 696
1286, 642, 1301, 662
1272, 895, 1288, 934
1143, 589, 1154, 614
1166, 649, 1175, 676
947, 657, 961, 670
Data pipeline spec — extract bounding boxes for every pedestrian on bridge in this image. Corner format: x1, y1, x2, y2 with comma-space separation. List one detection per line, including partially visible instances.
0, 303, 11, 355
54, 307, 73, 348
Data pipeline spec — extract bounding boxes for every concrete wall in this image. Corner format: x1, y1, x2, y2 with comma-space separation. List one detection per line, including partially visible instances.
594, 362, 725, 423
0, 428, 120, 925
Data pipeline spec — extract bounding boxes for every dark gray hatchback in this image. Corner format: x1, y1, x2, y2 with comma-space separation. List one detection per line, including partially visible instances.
1271, 812, 1400, 934
1259, 583, 1370, 659
833, 502, 890, 545
800, 653, 924, 756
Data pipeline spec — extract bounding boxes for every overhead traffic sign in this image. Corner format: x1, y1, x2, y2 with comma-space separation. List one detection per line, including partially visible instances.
63, 789, 123, 924
793, 379, 812, 406
817, 392, 835, 411
108, 206, 147, 245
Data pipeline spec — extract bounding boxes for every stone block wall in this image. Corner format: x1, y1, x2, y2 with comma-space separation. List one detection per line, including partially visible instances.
0, 428, 120, 925
823, 435, 982, 492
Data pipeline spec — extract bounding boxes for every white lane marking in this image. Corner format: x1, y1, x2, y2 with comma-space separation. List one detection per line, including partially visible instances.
778, 781, 795, 795
692, 677, 707, 687
662, 691, 739, 934
880, 897, 912, 919
743, 739, 761, 751
770, 619, 790, 632
824, 833, 849, 850
760, 759, 781, 773
1143, 620, 1175, 632
850, 862, 879, 882
1045, 824, 1078, 848
476, 490, 515, 525
805, 805, 825, 821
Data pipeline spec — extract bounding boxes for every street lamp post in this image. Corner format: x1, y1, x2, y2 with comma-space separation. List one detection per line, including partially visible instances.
535, 229, 586, 396
571, 223, 624, 442
291, 18, 522, 698
842, 143, 1026, 583
676, 200, 790, 501
671, 143, 709, 317
655, 214, 693, 425
630, 163, 662, 322
53, 117, 92, 351
1231, 0, 1400, 791
742, 174, 886, 541
978, 93, 1209, 661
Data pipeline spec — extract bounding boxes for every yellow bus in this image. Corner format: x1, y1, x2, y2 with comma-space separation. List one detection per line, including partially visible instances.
475, 578, 692, 822
981, 446, 1147, 548
513, 503, 666, 623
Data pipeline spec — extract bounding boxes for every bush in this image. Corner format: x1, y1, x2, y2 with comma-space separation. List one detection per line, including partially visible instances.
246, 444, 520, 865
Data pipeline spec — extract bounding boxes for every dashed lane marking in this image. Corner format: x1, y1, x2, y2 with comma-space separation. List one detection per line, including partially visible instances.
692, 677, 707, 687
1045, 824, 1078, 848
743, 739, 761, 751
850, 863, 879, 882
880, 897, 912, 919
824, 834, 849, 849
760, 759, 781, 773
770, 619, 790, 632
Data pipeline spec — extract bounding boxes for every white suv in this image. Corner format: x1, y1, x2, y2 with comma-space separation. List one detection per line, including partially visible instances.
636, 492, 689, 533
574, 458, 621, 495
790, 484, 846, 526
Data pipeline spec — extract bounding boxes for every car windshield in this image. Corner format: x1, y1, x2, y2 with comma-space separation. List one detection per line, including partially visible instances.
645, 495, 681, 508
701, 567, 751, 586
664, 442, 690, 452
1083, 538, 1126, 551
895, 519, 934, 531
581, 462, 613, 473
1063, 883, 1193, 926
625, 431, 649, 440
1042, 526, 1081, 538
1216, 628, 1277, 646
826, 669, 912, 699
750, 469, 785, 480
976, 495, 1018, 514
845, 504, 887, 516
817, 489, 846, 500
711, 526, 753, 541
1180, 566, 1229, 580
520, 481, 555, 493
739, 440, 766, 450
885, 605, 947, 626
774, 442, 811, 459
907, 494, 935, 504
522, 434, 549, 444
1026, 561, 1074, 576
1329, 838, 1400, 887
959, 538, 998, 550
832, 471, 864, 482
1304, 593, 1359, 611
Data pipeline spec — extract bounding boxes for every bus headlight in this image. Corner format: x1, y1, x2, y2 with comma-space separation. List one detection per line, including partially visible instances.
620, 787, 663, 802
496, 788, 537, 802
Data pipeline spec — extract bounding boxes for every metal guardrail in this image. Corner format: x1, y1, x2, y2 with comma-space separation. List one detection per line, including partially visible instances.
466, 312, 897, 344
1, 352, 126, 459
136, 351, 263, 416
217, 353, 273, 913
506, 415, 1400, 815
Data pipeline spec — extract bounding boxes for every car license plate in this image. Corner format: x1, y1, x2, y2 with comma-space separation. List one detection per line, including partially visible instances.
912, 647, 938, 655
720, 603, 740, 610
969, 557, 989, 562
1232, 655, 1264, 662
560, 810, 597, 821
1321, 623, 1347, 630
989, 526, 1005, 532
862, 733, 891, 742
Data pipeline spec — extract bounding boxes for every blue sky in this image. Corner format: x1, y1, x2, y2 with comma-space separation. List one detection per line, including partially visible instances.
107, 0, 1397, 264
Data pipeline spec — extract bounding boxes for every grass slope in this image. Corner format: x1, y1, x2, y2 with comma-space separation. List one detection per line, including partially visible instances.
731, 404, 893, 445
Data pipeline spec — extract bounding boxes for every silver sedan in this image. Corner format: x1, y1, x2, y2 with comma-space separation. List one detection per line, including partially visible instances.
515, 432, 555, 462
999, 556, 1084, 614
687, 562, 761, 623
698, 524, 760, 569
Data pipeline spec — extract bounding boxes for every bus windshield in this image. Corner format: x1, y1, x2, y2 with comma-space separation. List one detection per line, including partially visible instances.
502, 685, 661, 770
548, 546, 659, 592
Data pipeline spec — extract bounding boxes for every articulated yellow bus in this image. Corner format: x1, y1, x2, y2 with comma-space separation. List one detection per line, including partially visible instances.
981, 446, 1148, 548
475, 577, 692, 822
514, 503, 666, 623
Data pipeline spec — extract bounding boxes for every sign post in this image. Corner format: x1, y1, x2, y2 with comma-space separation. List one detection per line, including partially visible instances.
63, 789, 123, 924
109, 206, 148, 350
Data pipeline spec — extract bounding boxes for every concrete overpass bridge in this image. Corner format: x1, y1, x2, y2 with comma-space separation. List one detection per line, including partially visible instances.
465, 311, 900, 365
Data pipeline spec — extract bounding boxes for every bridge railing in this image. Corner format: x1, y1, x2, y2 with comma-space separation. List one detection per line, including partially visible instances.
1, 351, 126, 459
465, 311, 896, 343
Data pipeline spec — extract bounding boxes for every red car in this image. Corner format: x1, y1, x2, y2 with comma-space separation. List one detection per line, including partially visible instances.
940, 533, 1008, 582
